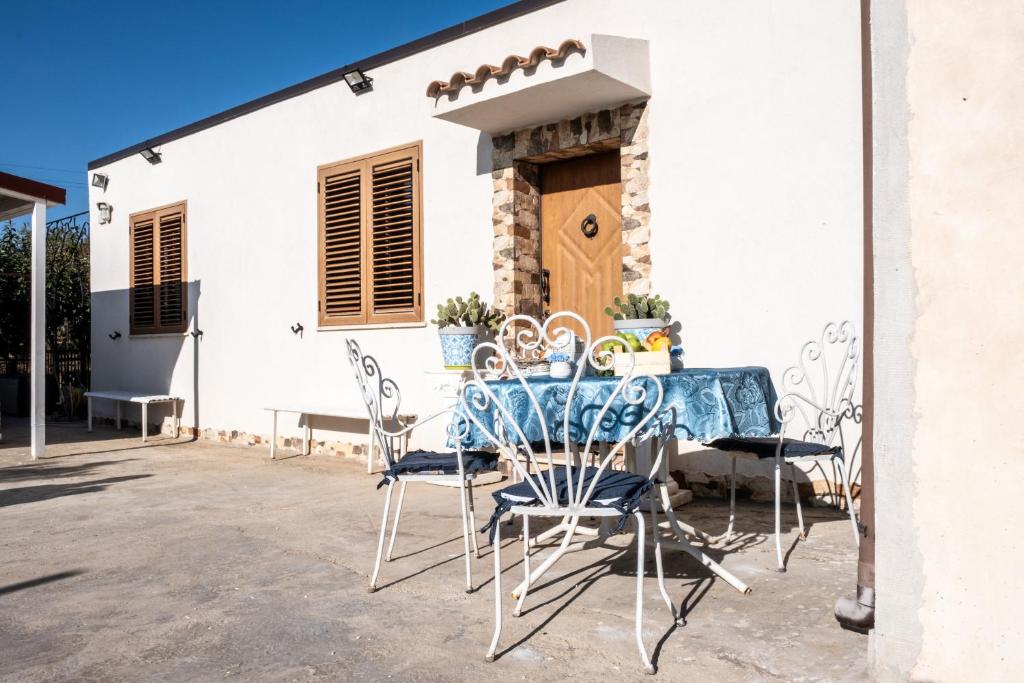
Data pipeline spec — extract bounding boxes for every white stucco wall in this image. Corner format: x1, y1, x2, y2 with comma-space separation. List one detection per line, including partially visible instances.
88, 0, 864, 491
871, 0, 1024, 679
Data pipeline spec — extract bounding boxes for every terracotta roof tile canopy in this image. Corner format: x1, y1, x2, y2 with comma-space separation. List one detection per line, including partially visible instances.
426, 39, 585, 98
0, 172, 67, 222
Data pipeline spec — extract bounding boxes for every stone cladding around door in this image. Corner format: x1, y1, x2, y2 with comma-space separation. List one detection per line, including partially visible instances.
490, 101, 651, 317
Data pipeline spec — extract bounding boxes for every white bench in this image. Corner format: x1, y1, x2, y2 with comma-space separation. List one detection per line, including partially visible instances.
264, 406, 415, 470
85, 391, 181, 442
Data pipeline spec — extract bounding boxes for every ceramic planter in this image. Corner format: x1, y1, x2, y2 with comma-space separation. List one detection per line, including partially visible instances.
438, 325, 484, 369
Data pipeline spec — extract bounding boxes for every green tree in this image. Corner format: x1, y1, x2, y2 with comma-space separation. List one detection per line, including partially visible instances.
0, 216, 90, 390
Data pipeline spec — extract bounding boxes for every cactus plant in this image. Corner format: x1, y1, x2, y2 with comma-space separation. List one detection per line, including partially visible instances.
431, 291, 506, 332
604, 293, 671, 321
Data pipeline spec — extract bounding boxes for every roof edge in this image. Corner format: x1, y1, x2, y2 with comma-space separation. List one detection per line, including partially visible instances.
88, 0, 568, 170
0, 172, 67, 205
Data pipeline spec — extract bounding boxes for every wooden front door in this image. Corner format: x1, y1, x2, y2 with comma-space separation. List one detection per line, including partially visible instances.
540, 150, 622, 337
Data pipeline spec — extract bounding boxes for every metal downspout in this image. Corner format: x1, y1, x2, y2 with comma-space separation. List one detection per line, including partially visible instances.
834, 0, 875, 634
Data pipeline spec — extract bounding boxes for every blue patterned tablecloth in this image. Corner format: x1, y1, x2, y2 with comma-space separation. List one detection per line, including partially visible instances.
454, 367, 780, 449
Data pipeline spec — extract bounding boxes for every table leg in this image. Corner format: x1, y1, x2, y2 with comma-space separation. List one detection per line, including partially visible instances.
655, 484, 751, 594
511, 515, 582, 599
87, 396, 93, 432
142, 403, 148, 442
627, 435, 748, 593
116, 401, 122, 430
270, 410, 278, 460
173, 400, 180, 438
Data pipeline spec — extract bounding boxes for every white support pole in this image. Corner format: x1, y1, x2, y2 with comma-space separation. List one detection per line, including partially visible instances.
30, 201, 46, 460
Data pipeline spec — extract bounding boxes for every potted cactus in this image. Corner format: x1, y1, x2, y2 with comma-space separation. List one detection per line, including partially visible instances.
604, 294, 672, 345
431, 292, 506, 369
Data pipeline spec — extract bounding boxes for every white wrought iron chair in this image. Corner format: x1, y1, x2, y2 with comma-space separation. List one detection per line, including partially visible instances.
345, 339, 498, 593
707, 321, 861, 571
460, 312, 681, 675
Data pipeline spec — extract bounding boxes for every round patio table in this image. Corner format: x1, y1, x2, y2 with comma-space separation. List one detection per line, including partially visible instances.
454, 366, 781, 595
457, 366, 780, 449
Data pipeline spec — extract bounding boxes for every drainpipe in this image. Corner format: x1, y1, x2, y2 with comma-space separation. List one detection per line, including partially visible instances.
835, 0, 875, 633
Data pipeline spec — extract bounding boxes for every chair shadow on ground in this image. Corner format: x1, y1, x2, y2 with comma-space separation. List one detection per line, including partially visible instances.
373, 533, 471, 592
0, 474, 153, 508
487, 526, 728, 668
458, 512, 762, 668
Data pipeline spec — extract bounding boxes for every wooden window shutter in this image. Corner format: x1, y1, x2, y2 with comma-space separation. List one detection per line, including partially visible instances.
318, 142, 422, 326
158, 210, 186, 329
367, 145, 421, 323
129, 201, 188, 335
319, 162, 365, 325
130, 217, 156, 331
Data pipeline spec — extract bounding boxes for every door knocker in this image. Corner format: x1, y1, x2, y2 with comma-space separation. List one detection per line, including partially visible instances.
580, 214, 598, 239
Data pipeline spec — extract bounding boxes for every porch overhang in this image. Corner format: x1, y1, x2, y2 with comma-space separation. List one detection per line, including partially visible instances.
428, 34, 650, 135
0, 172, 67, 222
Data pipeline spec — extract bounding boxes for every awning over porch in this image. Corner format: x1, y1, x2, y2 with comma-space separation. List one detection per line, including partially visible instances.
0, 172, 66, 221
427, 34, 650, 135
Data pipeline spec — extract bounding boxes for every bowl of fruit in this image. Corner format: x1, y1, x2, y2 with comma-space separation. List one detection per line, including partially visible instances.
599, 329, 672, 376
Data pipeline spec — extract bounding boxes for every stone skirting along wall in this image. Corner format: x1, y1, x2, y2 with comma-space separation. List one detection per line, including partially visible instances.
95, 415, 854, 506
490, 101, 651, 316
92, 415, 370, 460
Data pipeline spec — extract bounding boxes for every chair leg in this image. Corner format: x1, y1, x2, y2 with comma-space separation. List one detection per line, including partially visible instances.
726, 455, 737, 539
458, 476, 474, 594
369, 482, 395, 592
485, 515, 503, 663
633, 511, 656, 675
774, 455, 785, 572
466, 480, 480, 558
384, 480, 407, 562
790, 462, 806, 540
648, 493, 681, 625
514, 515, 530, 617
835, 455, 860, 547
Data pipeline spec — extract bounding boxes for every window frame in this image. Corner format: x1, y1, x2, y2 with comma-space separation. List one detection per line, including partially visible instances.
128, 200, 189, 336
317, 141, 423, 328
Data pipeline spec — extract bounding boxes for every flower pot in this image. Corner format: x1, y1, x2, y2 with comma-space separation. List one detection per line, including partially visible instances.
613, 318, 670, 345
438, 325, 484, 370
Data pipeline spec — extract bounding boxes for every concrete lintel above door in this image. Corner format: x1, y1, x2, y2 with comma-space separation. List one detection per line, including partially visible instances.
428, 34, 650, 135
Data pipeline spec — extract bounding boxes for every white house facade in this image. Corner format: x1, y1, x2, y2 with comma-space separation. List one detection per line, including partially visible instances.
87, 0, 864, 498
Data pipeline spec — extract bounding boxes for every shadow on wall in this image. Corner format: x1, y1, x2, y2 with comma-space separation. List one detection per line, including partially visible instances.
90, 281, 201, 437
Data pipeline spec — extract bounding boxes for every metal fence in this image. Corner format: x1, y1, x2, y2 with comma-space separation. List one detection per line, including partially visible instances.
0, 350, 89, 382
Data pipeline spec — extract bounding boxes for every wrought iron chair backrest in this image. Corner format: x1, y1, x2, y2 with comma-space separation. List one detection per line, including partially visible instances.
460, 311, 669, 510
775, 321, 861, 449
345, 338, 409, 470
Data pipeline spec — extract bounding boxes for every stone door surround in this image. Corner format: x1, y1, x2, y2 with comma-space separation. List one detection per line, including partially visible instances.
490, 101, 651, 317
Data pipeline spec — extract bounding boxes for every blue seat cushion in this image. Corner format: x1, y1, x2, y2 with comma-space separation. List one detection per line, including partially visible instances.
481, 466, 655, 541
707, 437, 841, 459
378, 449, 499, 488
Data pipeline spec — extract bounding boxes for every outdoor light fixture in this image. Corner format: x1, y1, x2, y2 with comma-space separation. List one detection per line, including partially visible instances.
139, 147, 162, 164
96, 202, 113, 224
91, 173, 109, 190
343, 68, 373, 93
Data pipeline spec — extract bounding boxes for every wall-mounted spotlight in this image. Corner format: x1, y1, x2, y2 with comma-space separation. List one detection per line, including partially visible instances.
97, 202, 113, 224
343, 68, 373, 93
108, 331, 121, 340
140, 147, 162, 164
291, 322, 304, 335
91, 173, 109, 191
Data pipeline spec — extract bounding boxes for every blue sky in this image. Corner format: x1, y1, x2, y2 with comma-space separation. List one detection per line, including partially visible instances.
0, 0, 512, 219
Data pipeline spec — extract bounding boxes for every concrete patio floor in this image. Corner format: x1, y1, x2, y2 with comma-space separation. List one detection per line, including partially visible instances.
0, 419, 867, 681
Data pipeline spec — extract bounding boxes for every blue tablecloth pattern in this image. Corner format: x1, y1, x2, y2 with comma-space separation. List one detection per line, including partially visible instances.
454, 367, 780, 449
